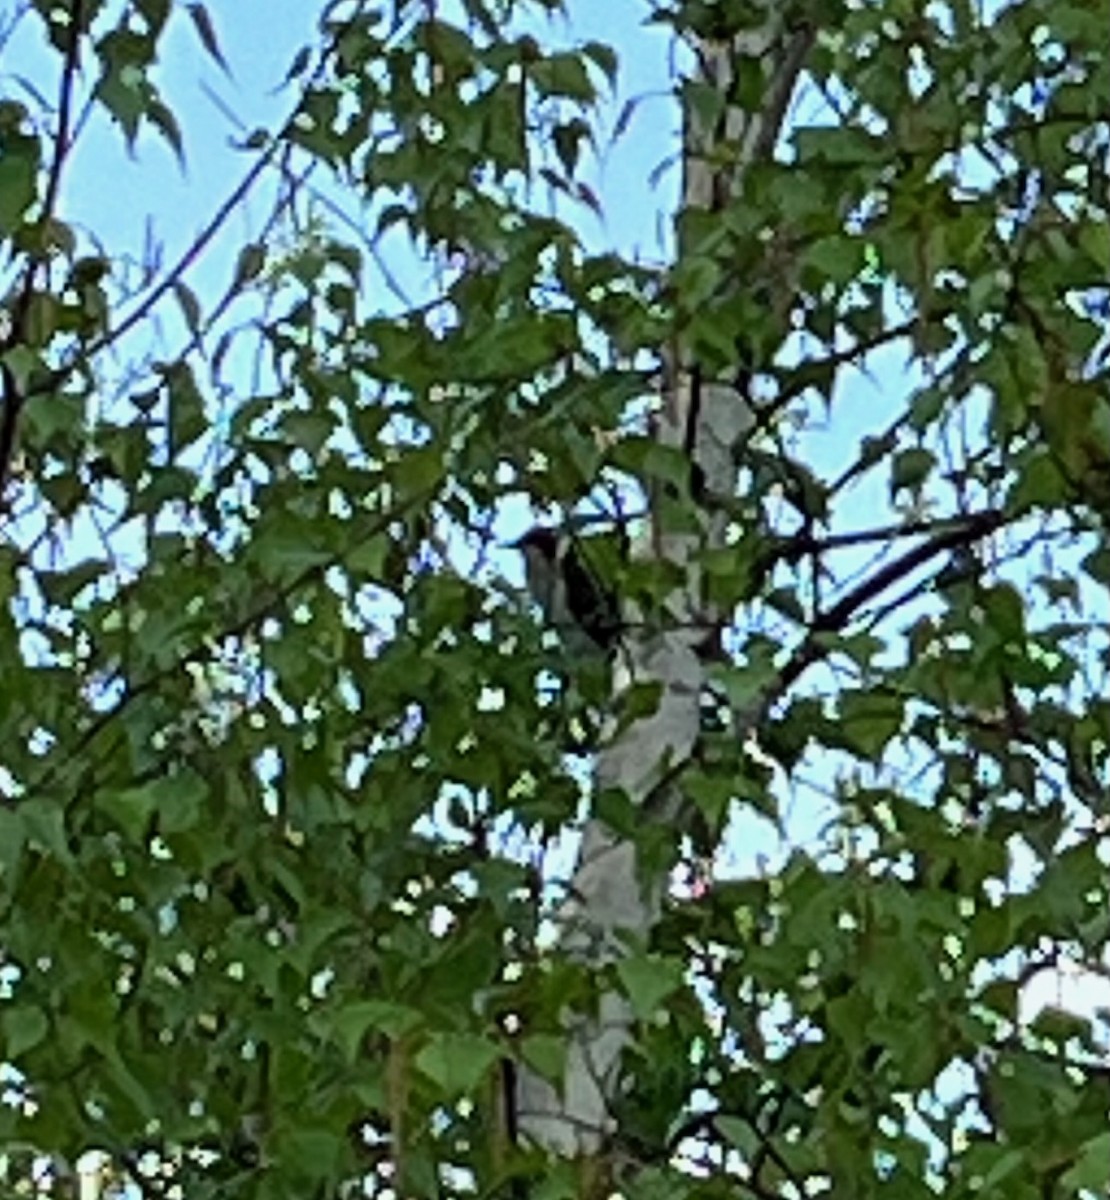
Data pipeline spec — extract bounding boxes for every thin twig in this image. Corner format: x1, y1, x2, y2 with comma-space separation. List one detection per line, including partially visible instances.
39, 0, 81, 221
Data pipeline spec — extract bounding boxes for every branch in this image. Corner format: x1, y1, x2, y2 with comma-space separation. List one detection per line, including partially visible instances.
767, 511, 1005, 566
750, 23, 816, 164
40, 0, 82, 222
772, 507, 1008, 699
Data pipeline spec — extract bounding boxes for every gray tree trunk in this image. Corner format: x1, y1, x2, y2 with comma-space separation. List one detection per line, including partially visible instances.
514, 8, 815, 1180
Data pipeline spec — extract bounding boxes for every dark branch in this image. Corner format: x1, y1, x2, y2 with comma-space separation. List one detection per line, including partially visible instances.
772, 507, 1008, 699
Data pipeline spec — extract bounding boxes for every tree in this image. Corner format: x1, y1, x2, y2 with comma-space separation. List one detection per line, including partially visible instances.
1, 0, 1108, 1197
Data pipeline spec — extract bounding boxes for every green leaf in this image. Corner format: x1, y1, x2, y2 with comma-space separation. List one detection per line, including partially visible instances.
281, 410, 334, 456
148, 97, 185, 163
347, 535, 389, 578
136, 0, 171, 33
890, 447, 935, 494
552, 118, 589, 178
619, 680, 663, 722
0, 131, 38, 234
979, 1148, 1026, 1190
0, 346, 40, 393
804, 235, 862, 284
98, 781, 159, 841
529, 53, 595, 103
283, 45, 312, 86
715, 1115, 759, 1156
172, 279, 202, 336
233, 241, 266, 288
582, 41, 618, 85
1062, 1132, 1110, 1191
281, 1128, 344, 1180
531, 1162, 579, 1200
252, 530, 332, 581
1027, 1005, 1091, 1045
103, 1049, 155, 1120
24, 293, 58, 346
93, 30, 156, 146
186, 3, 230, 73
0, 807, 25, 883
157, 360, 207, 455
160, 769, 208, 834
415, 1033, 501, 1094
520, 1034, 565, 1084
616, 954, 684, 1020
1008, 450, 1068, 513
1082, 546, 1110, 584
981, 583, 1025, 642
21, 800, 72, 865
329, 1001, 421, 1063
837, 691, 904, 759
795, 125, 886, 165
3, 1007, 49, 1057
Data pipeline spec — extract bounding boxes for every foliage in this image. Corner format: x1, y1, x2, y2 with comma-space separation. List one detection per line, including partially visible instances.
0, 0, 1108, 1197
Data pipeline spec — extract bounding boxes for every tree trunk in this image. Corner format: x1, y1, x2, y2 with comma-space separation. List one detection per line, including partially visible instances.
513, 7, 815, 1182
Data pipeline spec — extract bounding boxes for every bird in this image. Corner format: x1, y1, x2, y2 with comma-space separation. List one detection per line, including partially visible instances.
514, 526, 623, 655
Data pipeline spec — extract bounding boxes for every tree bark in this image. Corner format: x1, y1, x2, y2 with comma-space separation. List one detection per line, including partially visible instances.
514, 5, 815, 1179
